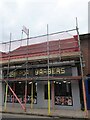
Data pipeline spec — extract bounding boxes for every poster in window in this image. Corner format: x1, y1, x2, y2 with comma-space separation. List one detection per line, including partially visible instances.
55, 96, 73, 106
6, 95, 37, 104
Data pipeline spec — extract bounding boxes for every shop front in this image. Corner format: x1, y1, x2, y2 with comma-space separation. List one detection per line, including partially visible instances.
3, 65, 81, 110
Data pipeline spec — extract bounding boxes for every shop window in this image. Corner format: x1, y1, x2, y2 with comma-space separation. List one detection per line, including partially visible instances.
88, 80, 90, 94
54, 81, 73, 106
6, 82, 37, 104
44, 84, 51, 99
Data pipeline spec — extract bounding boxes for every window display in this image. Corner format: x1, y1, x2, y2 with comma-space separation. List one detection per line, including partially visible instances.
55, 96, 73, 106
6, 95, 37, 104
54, 81, 73, 106
6, 82, 37, 104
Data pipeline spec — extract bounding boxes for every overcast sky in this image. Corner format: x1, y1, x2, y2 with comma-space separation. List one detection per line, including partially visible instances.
0, 0, 89, 43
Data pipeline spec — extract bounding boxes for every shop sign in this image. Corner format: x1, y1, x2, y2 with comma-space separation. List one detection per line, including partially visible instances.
34, 67, 72, 76
4, 66, 72, 78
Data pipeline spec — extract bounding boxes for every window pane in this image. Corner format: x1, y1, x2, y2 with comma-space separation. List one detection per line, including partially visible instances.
44, 84, 51, 99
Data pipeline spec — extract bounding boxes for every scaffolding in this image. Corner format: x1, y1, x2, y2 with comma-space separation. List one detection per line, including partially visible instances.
0, 25, 88, 116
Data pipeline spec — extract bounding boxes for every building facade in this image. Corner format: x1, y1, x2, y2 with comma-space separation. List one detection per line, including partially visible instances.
1, 33, 90, 110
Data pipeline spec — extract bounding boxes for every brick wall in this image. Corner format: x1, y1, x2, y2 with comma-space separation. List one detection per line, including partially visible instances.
80, 34, 90, 76
88, 35, 90, 75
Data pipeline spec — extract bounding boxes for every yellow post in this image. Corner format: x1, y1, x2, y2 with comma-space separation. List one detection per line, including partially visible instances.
4, 83, 8, 111
48, 80, 50, 115
31, 82, 33, 109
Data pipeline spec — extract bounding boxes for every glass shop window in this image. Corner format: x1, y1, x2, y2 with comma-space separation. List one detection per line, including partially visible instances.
27, 82, 37, 104
44, 84, 51, 99
54, 81, 73, 106
6, 82, 37, 104
88, 80, 90, 94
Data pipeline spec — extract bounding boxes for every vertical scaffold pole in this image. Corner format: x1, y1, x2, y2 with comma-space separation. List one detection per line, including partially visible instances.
22, 26, 29, 112
47, 24, 50, 115
76, 18, 88, 117
31, 82, 33, 109
59, 39, 61, 61
48, 80, 50, 114
12, 83, 15, 107
4, 84, 8, 111
24, 80, 27, 111
4, 33, 12, 111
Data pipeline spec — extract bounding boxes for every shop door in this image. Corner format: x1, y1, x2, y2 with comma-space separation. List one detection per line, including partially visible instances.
85, 78, 90, 110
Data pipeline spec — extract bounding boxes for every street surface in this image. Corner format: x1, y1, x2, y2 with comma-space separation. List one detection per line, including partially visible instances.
2, 113, 50, 118
2, 113, 85, 120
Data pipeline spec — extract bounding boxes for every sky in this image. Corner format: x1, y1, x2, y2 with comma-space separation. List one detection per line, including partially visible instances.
0, 0, 89, 43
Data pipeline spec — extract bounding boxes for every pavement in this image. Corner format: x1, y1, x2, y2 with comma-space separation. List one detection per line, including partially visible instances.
0, 104, 90, 119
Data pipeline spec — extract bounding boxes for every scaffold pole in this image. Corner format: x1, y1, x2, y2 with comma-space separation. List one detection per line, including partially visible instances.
31, 82, 33, 109
76, 17, 88, 117
4, 83, 8, 111
22, 26, 29, 111
12, 83, 15, 107
4, 33, 11, 111
47, 24, 50, 115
